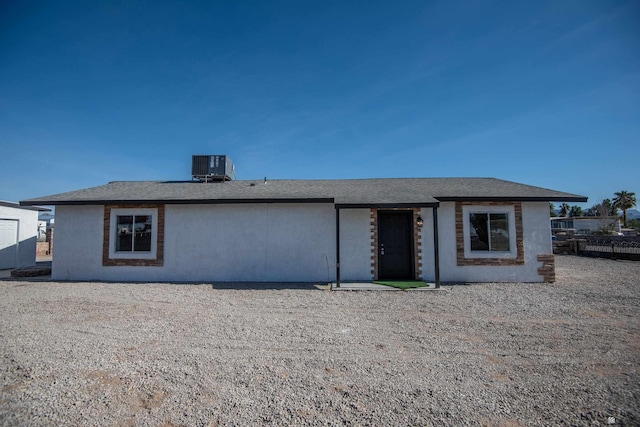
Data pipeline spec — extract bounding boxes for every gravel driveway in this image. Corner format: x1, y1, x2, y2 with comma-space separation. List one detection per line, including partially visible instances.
1, 256, 639, 426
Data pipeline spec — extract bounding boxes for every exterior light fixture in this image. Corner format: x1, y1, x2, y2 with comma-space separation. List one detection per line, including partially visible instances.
416, 216, 424, 228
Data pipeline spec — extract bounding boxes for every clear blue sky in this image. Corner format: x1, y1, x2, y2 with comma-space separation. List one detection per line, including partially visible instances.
1, 0, 638, 208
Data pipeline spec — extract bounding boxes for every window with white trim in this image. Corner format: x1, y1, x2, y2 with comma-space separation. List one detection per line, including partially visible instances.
457, 202, 523, 266
108, 208, 158, 260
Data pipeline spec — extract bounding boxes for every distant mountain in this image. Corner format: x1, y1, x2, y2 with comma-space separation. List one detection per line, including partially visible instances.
627, 209, 640, 220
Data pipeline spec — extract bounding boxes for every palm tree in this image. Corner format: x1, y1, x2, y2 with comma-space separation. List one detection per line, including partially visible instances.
588, 199, 618, 217
585, 205, 598, 216
613, 191, 637, 227
559, 203, 571, 217
569, 205, 583, 217
601, 198, 617, 216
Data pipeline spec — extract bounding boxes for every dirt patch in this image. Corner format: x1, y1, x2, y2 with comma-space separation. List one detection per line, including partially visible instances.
0, 256, 638, 426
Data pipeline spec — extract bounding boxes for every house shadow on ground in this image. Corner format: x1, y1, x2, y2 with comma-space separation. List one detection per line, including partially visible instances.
0, 278, 328, 290
209, 282, 327, 290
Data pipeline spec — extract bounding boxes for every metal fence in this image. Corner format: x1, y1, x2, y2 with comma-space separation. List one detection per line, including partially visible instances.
580, 238, 640, 261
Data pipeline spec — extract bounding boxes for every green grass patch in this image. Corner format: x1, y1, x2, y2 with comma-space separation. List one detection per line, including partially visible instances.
373, 280, 431, 290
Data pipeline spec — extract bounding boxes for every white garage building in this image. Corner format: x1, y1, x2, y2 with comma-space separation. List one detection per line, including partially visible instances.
0, 201, 45, 270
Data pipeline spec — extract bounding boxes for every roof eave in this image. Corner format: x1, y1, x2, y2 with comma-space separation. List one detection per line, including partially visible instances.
2, 201, 50, 211
336, 202, 439, 209
20, 198, 336, 206
435, 196, 588, 203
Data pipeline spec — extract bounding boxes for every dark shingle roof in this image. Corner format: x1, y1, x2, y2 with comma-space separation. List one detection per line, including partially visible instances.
19, 178, 587, 207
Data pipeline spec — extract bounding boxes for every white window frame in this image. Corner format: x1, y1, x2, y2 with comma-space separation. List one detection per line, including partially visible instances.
462, 205, 517, 259
108, 208, 158, 260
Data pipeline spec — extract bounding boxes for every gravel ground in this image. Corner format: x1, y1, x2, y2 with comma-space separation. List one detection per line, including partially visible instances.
1, 256, 639, 426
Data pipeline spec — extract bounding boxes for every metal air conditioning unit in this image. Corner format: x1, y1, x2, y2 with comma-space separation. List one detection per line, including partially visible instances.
192, 155, 236, 182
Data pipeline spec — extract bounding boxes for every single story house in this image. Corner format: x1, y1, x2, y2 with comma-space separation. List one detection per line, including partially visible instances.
20, 177, 586, 285
0, 201, 47, 270
551, 216, 622, 235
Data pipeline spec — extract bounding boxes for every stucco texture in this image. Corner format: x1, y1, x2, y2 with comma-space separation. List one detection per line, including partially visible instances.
54, 204, 339, 282
0, 205, 39, 270
52, 202, 553, 283
435, 202, 551, 283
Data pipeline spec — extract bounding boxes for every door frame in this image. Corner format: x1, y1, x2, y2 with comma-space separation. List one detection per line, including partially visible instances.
372, 209, 422, 281
377, 210, 415, 280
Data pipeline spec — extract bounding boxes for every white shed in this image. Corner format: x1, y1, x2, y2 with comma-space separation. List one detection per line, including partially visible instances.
0, 201, 47, 270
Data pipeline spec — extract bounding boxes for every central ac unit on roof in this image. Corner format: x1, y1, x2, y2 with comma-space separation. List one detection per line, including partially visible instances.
191, 155, 236, 182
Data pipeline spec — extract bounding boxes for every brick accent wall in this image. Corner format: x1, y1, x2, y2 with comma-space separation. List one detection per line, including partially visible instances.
36, 242, 50, 256
36, 228, 53, 256
412, 209, 423, 280
370, 208, 423, 280
537, 254, 555, 282
102, 204, 165, 267
455, 201, 525, 266
370, 209, 378, 280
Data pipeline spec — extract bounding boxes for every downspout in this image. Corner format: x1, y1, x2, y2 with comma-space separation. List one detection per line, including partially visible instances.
433, 206, 441, 288
335, 207, 341, 288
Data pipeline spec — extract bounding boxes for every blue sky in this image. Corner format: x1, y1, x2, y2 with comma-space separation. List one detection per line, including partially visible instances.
1, 0, 638, 208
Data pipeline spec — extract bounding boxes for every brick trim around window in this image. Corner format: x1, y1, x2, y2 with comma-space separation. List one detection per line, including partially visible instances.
455, 201, 524, 266
103, 204, 165, 267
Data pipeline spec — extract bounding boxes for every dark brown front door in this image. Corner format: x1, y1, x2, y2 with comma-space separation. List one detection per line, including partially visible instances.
378, 211, 414, 280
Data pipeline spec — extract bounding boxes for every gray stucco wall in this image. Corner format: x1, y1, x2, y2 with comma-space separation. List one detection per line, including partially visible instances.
0, 205, 39, 269
52, 201, 554, 283
54, 204, 339, 282
434, 201, 552, 283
